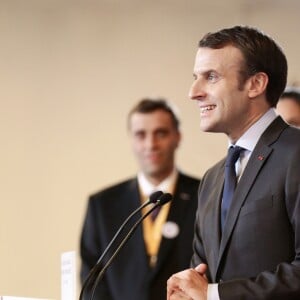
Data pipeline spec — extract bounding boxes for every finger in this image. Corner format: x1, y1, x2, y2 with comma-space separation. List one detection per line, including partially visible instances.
169, 290, 191, 300
194, 263, 207, 274
167, 276, 181, 300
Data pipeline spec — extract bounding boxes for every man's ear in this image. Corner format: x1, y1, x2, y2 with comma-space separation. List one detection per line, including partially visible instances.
248, 72, 269, 99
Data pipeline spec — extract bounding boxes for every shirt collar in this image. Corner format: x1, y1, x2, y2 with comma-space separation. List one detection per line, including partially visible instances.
231, 108, 277, 151
137, 168, 178, 197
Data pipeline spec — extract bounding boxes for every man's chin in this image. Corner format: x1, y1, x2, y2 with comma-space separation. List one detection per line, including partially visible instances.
200, 125, 213, 133
200, 122, 220, 133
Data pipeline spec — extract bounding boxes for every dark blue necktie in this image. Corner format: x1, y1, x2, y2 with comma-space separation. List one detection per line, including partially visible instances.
221, 146, 244, 230
151, 205, 161, 221
150, 191, 161, 221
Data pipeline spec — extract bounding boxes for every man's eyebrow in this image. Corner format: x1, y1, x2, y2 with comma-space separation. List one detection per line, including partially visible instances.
193, 69, 217, 77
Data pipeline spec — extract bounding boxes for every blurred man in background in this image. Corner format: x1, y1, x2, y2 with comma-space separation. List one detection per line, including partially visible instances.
276, 87, 300, 127
80, 98, 200, 300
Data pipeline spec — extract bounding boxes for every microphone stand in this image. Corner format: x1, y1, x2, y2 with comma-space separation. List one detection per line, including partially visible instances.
89, 193, 173, 300
79, 191, 163, 300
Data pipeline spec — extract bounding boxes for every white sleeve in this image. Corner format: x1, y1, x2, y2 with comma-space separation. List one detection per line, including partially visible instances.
207, 283, 220, 300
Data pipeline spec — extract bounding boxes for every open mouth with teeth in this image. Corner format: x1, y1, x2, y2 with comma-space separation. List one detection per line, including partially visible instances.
201, 105, 216, 113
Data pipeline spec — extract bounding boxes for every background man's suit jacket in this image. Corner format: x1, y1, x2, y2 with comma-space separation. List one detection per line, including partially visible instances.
81, 172, 200, 300
191, 117, 300, 299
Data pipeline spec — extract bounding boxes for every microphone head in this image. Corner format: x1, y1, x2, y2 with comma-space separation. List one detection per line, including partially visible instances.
149, 191, 164, 204
157, 193, 173, 206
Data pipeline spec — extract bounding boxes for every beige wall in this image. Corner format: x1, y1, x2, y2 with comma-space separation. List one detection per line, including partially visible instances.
1, 0, 299, 299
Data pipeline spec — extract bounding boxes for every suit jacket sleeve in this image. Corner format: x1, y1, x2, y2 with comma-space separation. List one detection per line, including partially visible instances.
190, 178, 208, 267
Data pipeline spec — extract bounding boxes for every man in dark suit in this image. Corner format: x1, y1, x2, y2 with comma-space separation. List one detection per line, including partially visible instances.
167, 26, 300, 299
276, 87, 300, 127
80, 98, 200, 300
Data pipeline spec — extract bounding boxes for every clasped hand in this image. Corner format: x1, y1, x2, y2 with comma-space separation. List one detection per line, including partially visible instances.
166, 264, 208, 300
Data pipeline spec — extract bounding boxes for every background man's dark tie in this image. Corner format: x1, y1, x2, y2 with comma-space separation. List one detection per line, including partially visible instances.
151, 205, 161, 221
221, 146, 244, 230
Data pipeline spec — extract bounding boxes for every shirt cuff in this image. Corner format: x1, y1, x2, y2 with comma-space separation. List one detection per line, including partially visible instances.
207, 283, 220, 300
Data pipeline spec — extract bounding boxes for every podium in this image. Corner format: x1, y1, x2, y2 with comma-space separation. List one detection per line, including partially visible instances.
61, 251, 76, 300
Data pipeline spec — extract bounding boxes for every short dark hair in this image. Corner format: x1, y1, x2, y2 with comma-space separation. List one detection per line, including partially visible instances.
128, 98, 180, 130
199, 25, 288, 107
280, 88, 300, 104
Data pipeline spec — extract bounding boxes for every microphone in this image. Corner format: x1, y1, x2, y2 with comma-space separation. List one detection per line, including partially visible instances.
79, 190, 164, 300
89, 193, 173, 300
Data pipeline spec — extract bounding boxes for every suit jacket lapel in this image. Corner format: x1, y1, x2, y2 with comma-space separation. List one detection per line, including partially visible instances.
217, 145, 272, 265
150, 174, 193, 275
216, 117, 288, 276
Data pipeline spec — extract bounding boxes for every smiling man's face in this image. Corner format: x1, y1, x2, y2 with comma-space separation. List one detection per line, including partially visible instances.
189, 45, 254, 141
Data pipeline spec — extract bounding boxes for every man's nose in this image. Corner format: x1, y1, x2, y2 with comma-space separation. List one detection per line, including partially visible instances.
189, 79, 206, 100
145, 135, 157, 148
